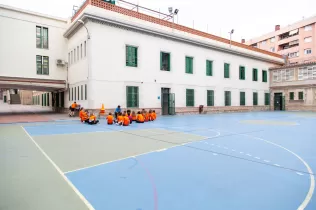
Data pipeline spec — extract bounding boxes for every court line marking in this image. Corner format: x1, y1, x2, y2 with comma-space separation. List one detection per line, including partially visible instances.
64, 131, 221, 174
21, 126, 95, 210
214, 129, 314, 210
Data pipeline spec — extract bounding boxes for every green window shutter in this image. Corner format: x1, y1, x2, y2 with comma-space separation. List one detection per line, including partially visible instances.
36, 26, 42, 48
186, 89, 194, 106
207, 90, 214, 106
134, 47, 138, 67
126, 46, 137, 67
262, 70, 267, 82
43, 27, 48, 49
168, 53, 171, 71
240, 92, 245, 106
253, 92, 258, 105
206, 60, 213, 76
41, 94, 44, 106
74, 87, 76, 101
43, 56, 49, 75
160, 52, 163, 70
224, 63, 230, 78
253, 69, 258, 81
81, 85, 83, 100
36, 55, 42, 74
299, 92, 304, 100
225, 91, 231, 106
185, 57, 193, 74
85, 84, 87, 100
239, 66, 245, 80
47, 93, 50, 106
127, 86, 139, 108
265, 93, 270, 105
290, 92, 294, 100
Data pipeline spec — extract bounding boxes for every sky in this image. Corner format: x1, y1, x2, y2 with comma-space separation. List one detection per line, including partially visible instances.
1, 0, 316, 41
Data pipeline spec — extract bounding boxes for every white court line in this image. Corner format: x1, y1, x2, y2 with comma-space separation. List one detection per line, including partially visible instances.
274, 164, 281, 167
296, 172, 304, 176
213, 153, 218, 156
64, 131, 221, 174
255, 157, 261, 160
232, 149, 236, 152
246, 154, 252, 157
240, 152, 244, 154
21, 127, 95, 210
156, 148, 167, 152
264, 160, 270, 163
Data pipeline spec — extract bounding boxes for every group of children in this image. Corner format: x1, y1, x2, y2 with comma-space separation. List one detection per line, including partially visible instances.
79, 108, 100, 125
107, 109, 157, 126
78, 107, 157, 126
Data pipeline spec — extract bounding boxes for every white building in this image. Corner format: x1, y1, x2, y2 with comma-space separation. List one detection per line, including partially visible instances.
0, 0, 284, 114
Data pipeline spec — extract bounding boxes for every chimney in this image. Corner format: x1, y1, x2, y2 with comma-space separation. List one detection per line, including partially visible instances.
241, 39, 245, 44
275, 25, 280, 31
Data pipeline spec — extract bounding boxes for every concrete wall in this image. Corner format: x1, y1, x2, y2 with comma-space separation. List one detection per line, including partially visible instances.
0, 5, 68, 80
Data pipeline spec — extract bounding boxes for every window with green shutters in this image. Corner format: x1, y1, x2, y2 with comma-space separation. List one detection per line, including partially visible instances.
299, 92, 304, 100
186, 89, 194, 106
43, 93, 46, 106
126, 45, 138, 67
290, 92, 294, 100
185, 56, 193, 74
253, 92, 258, 105
253, 68, 258, 81
262, 70, 268, 82
225, 91, 231, 106
265, 93, 270, 105
36, 55, 42, 74
85, 84, 87, 100
36, 55, 49, 75
71, 88, 73, 101
81, 85, 83, 100
224, 63, 230, 78
160, 52, 170, 71
47, 93, 49, 106
36, 26, 48, 49
207, 90, 214, 106
206, 60, 213, 76
74, 87, 76, 101
239, 66, 245, 80
240, 92, 246, 106
126, 86, 139, 108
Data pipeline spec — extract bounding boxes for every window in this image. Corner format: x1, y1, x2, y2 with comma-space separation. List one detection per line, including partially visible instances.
36, 55, 49, 75
298, 66, 316, 80
68, 53, 70, 65
264, 93, 270, 105
77, 86, 79, 100
240, 92, 246, 106
81, 44, 83, 59
126, 45, 138, 67
84, 41, 87, 57
81, 85, 83, 100
305, 25, 312, 31
225, 91, 231, 106
74, 49, 76, 62
36, 26, 48, 49
253, 92, 258, 106
160, 52, 170, 71
299, 92, 304, 100
207, 90, 214, 106
262, 70, 268, 82
270, 37, 275, 43
261, 40, 267, 45
252, 68, 258, 81
74, 87, 76, 100
185, 56, 193, 74
77, 46, 79, 61
69, 89, 70, 101
126, 86, 139, 107
304, 37, 312, 42
224, 63, 230, 78
270, 47, 275, 52
71, 51, 73, 64
85, 84, 87, 100
290, 92, 294, 100
289, 52, 299, 58
239, 66, 245, 80
186, 89, 194, 107
304, 49, 312, 55
273, 69, 294, 82
206, 60, 213, 76
71, 88, 73, 101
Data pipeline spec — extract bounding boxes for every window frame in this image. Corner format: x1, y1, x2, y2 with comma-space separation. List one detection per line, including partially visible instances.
304, 37, 312, 43
224, 91, 231, 106
160, 51, 171, 71
207, 90, 214, 106
36, 26, 48, 49
305, 25, 312, 31
240, 91, 246, 106
36, 55, 49, 75
264, 93, 270, 105
304, 49, 312, 55
126, 86, 139, 108
224, 63, 230, 78
186, 89, 195, 107
206, 60, 213, 76
185, 56, 194, 74
252, 68, 258, 81
289, 92, 294, 100
239, 66, 246, 80
298, 92, 304, 100
262, 70, 268, 82
253, 92, 258, 106
126, 45, 138, 67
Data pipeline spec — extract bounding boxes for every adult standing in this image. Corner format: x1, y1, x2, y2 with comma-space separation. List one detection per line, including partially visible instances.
115, 105, 121, 119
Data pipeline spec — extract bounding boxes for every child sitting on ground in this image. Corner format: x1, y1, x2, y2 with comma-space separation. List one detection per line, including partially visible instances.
106, 112, 114, 125
148, 110, 153, 121
88, 112, 99, 125
136, 111, 144, 123
123, 114, 130, 126
131, 111, 137, 121
144, 110, 149, 122
116, 112, 124, 126
152, 110, 157, 120
127, 112, 133, 124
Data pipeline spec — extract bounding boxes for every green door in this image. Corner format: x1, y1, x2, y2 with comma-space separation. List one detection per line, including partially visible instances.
4, 95, 7, 103
168, 93, 175, 115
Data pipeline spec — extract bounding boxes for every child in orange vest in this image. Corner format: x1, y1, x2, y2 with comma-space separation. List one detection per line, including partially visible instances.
106, 113, 114, 125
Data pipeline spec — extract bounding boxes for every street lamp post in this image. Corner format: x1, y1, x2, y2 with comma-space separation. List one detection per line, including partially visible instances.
229, 29, 234, 48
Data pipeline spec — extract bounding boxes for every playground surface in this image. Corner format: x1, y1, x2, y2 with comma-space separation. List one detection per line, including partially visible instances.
1, 111, 316, 210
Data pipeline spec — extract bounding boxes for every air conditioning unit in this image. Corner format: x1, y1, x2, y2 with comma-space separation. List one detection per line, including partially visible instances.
56, 59, 65, 66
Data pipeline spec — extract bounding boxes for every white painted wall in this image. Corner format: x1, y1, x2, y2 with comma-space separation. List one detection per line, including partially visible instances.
0, 6, 68, 80
85, 21, 275, 109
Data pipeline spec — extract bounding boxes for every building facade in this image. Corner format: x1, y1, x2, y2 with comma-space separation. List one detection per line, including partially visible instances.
0, 0, 285, 114
246, 16, 316, 64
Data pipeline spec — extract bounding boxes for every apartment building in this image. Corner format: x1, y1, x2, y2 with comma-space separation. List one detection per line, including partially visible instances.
246, 16, 316, 64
